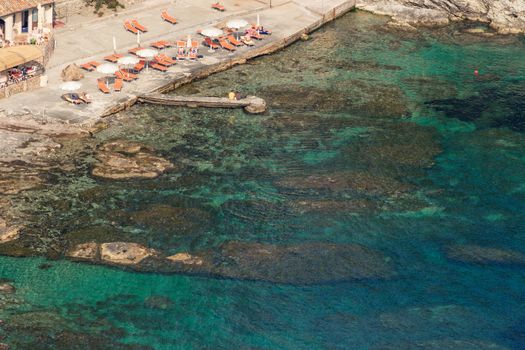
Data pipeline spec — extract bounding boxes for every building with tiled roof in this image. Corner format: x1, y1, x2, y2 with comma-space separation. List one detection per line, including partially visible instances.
0, 1, 55, 42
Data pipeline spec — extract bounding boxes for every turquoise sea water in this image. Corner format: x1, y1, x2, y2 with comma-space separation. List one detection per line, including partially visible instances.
1, 11, 525, 349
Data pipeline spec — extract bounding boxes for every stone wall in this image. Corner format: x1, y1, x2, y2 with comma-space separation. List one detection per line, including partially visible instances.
0, 75, 42, 100
54, 0, 145, 20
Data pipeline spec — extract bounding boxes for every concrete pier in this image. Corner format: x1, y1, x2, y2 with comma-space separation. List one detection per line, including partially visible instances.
138, 94, 267, 114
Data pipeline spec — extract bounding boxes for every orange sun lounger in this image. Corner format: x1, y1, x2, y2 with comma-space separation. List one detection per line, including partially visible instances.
80, 63, 95, 71
227, 35, 243, 46
98, 79, 110, 94
151, 41, 167, 50
218, 38, 235, 51
133, 60, 146, 72
154, 55, 174, 67
158, 53, 176, 65
124, 20, 139, 34
211, 2, 225, 11
128, 47, 142, 55
131, 19, 148, 32
114, 78, 123, 92
104, 54, 123, 63
204, 37, 219, 49
115, 70, 136, 82
161, 10, 177, 24
150, 63, 168, 72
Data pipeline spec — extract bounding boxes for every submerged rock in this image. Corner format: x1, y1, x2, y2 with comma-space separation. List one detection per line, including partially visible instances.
213, 241, 394, 284
288, 199, 378, 214
100, 242, 156, 266
374, 339, 510, 350
0, 221, 20, 244
166, 252, 204, 266
67, 240, 393, 284
0, 283, 15, 293
92, 140, 174, 180
144, 295, 173, 310
0, 174, 42, 194
445, 245, 525, 265
275, 171, 412, 196
129, 204, 210, 233
67, 242, 99, 261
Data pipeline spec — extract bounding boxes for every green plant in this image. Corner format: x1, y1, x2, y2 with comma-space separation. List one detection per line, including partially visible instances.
84, 0, 125, 11
30, 38, 37, 45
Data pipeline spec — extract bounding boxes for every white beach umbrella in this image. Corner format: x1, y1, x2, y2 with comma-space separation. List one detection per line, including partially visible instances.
257, 14, 260, 27
186, 35, 192, 48
136, 48, 158, 59
201, 27, 223, 38
226, 19, 248, 29
117, 55, 140, 66
96, 63, 119, 74
60, 81, 82, 91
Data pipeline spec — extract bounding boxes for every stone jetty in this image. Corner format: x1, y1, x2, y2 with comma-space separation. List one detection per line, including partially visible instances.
137, 93, 267, 114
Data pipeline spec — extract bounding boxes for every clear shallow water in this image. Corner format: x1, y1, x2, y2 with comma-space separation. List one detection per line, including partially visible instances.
1, 11, 525, 349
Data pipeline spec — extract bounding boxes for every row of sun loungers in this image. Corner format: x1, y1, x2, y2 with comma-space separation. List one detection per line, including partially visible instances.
124, 19, 148, 34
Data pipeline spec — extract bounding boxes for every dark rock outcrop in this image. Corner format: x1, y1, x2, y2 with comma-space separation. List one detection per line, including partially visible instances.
445, 244, 525, 265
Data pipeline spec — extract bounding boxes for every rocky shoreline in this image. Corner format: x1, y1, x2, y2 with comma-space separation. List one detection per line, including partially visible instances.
357, 0, 525, 34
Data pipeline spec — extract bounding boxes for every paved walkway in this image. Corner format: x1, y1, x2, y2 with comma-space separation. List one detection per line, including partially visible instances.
0, 0, 354, 144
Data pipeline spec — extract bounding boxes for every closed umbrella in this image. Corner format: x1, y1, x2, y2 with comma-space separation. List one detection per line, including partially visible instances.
60, 81, 82, 91
226, 19, 248, 29
96, 63, 119, 74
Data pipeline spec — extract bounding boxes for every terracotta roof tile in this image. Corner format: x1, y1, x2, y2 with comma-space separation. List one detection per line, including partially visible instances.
0, 1, 54, 17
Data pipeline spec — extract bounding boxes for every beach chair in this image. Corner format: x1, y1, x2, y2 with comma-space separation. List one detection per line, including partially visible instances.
115, 70, 137, 82
115, 71, 133, 82
104, 54, 122, 63
131, 19, 148, 32
150, 63, 168, 72
177, 41, 186, 60
114, 78, 123, 92
98, 79, 110, 94
154, 55, 173, 67
87, 61, 100, 67
211, 2, 225, 11
80, 63, 95, 71
133, 60, 146, 72
218, 38, 236, 51
161, 10, 177, 25
128, 47, 142, 55
203, 37, 219, 49
159, 40, 172, 48
124, 20, 139, 34
119, 69, 138, 80
159, 54, 177, 65
151, 41, 166, 50
227, 35, 243, 46
189, 41, 199, 60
